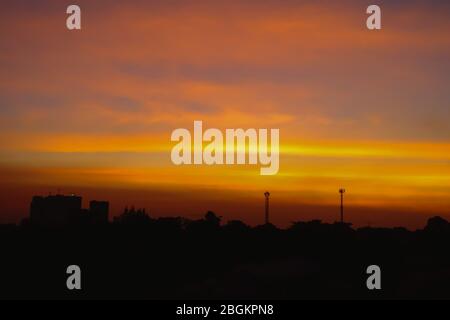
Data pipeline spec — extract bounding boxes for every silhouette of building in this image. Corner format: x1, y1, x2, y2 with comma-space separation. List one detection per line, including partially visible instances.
89, 201, 109, 224
29, 194, 109, 227
30, 194, 82, 227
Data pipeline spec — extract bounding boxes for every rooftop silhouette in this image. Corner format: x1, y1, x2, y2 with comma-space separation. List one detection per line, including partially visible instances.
28, 194, 108, 227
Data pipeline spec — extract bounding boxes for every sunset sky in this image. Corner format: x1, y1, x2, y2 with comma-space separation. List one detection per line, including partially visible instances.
0, 0, 449, 228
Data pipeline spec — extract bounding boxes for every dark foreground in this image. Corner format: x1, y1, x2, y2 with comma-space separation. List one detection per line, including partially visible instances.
1, 212, 450, 300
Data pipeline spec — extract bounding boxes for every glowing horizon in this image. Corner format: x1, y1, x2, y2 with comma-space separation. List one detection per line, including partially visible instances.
1, 0, 449, 228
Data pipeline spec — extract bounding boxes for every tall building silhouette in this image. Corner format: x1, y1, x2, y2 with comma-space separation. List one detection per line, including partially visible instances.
29, 194, 109, 227
30, 194, 82, 227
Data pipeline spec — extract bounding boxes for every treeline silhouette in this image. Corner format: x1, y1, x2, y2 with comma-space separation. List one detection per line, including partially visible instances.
1, 208, 450, 299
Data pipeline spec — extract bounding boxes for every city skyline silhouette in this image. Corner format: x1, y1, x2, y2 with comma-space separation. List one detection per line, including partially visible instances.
0, 185, 448, 230
1, 190, 450, 299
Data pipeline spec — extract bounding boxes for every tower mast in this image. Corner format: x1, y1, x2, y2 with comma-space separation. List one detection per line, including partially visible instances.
339, 188, 346, 223
264, 191, 270, 224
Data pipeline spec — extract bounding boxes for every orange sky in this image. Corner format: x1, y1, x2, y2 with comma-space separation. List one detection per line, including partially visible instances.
0, 0, 449, 228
